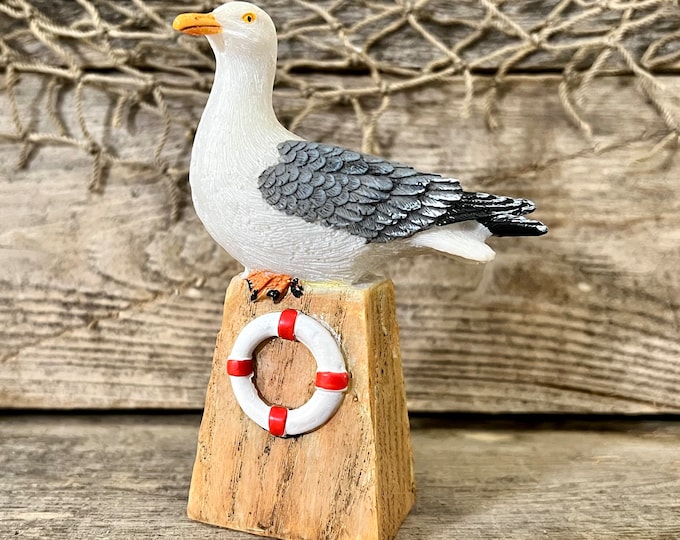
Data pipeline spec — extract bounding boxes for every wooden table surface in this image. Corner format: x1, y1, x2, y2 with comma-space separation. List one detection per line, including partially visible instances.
2, 414, 679, 539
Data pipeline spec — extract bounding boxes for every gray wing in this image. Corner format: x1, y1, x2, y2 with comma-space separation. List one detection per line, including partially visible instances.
258, 140, 545, 242
257, 140, 462, 243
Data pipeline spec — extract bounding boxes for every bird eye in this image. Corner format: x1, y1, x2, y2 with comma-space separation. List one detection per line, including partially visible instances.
242, 12, 256, 23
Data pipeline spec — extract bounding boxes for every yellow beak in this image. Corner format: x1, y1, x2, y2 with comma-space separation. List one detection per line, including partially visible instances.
172, 13, 222, 36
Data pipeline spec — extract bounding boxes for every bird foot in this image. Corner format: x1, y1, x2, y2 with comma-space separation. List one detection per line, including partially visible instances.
245, 271, 303, 303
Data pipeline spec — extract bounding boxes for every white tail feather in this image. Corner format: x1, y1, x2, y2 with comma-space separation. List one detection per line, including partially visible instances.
408, 222, 495, 262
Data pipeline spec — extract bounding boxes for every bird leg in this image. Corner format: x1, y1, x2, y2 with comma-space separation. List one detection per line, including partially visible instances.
245, 271, 303, 302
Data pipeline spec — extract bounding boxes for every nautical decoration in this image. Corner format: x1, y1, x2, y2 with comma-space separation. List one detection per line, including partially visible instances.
226, 309, 349, 437
174, 3, 545, 538
172, 1, 547, 302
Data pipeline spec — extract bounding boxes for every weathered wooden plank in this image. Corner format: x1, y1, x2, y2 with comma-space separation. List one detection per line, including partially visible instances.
3, 1, 679, 73
1, 414, 679, 539
1, 74, 679, 412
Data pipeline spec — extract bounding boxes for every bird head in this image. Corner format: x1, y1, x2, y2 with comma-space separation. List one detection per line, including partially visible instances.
173, 1, 277, 62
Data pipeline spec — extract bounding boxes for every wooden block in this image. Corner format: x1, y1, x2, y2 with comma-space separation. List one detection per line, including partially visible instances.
187, 276, 415, 540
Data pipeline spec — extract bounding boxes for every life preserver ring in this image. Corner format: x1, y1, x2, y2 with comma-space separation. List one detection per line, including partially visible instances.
226, 309, 349, 437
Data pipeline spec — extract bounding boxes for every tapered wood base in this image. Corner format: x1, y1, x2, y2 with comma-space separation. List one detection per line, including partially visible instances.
187, 276, 415, 540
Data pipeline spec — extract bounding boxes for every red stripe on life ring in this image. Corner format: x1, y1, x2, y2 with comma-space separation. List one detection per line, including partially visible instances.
227, 359, 254, 377
315, 371, 349, 391
268, 406, 288, 436
278, 309, 298, 341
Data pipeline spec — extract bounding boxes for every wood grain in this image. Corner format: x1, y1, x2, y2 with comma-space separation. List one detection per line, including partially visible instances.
187, 278, 414, 539
2, 74, 679, 412
4, 1, 679, 73
1, 414, 680, 539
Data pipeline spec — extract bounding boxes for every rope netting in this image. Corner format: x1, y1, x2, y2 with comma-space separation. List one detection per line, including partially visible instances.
1, 0, 679, 218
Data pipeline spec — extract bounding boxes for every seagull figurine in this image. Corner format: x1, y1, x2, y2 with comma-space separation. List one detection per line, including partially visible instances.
173, 2, 547, 302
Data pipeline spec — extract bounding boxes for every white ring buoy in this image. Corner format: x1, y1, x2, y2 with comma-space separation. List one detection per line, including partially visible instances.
226, 309, 349, 437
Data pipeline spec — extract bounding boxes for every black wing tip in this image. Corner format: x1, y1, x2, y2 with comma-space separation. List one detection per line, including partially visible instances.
519, 198, 536, 214
484, 219, 548, 237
